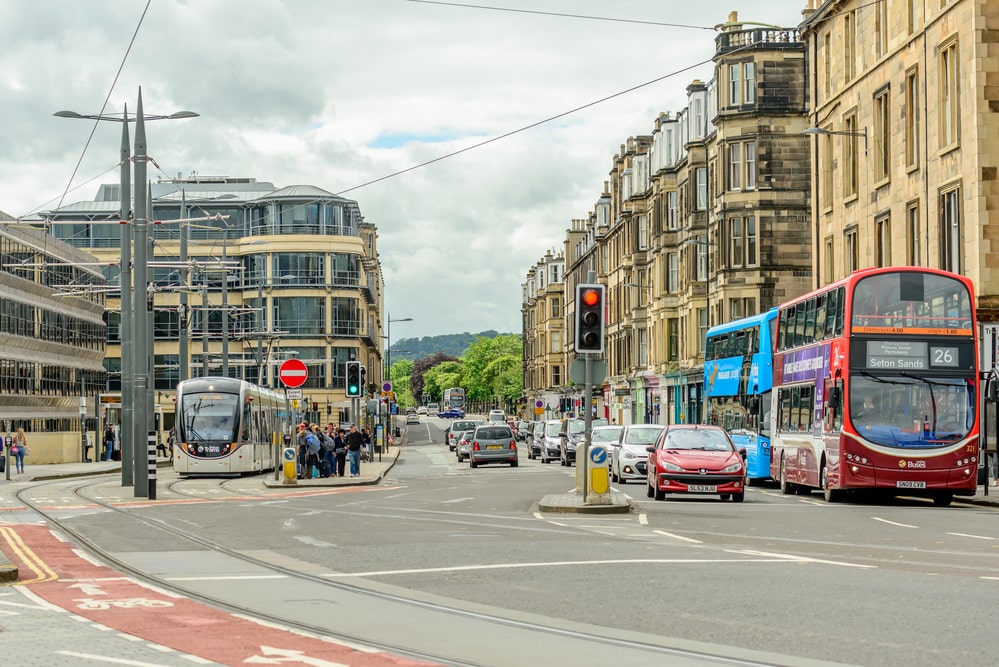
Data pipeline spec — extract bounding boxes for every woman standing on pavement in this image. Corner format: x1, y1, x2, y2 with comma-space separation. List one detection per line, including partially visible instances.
12, 428, 27, 474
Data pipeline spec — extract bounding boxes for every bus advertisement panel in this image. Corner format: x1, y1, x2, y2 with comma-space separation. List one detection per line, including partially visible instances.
770, 267, 978, 506
704, 308, 777, 482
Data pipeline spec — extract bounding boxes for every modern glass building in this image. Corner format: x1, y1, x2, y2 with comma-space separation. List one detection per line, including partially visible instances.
0, 214, 107, 463
42, 176, 385, 429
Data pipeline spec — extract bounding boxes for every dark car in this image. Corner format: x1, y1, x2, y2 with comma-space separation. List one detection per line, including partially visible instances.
440, 407, 465, 419
468, 424, 518, 468
645, 424, 747, 502
559, 417, 609, 466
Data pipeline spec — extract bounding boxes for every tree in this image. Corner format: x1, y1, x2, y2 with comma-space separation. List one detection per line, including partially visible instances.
411, 351, 459, 402
461, 334, 522, 407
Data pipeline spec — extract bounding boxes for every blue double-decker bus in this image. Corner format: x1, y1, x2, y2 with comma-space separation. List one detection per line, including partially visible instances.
703, 308, 778, 483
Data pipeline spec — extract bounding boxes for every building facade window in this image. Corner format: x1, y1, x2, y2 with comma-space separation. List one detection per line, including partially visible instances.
905, 67, 920, 169
696, 237, 708, 282
820, 132, 833, 210
667, 252, 678, 293
666, 191, 678, 230
744, 141, 756, 190
844, 11, 856, 81
696, 168, 708, 210
698, 308, 708, 354
729, 143, 741, 190
875, 214, 891, 267
874, 88, 890, 183
823, 33, 832, 98
551, 365, 561, 387
824, 236, 835, 284
940, 39, 960, 149
730, 298, 742, 321
744, 62, 756, 103
550, 297, 560, 318
844, 114, 859, 198
550, 331, 562, 353
844, 228, 859, 274
729, 64, 740, 106
940, 185, 962, 273
638, 215, 648, 250
667, 319, 678, 361
907, 201, 921, 265
875, 0, 888, 58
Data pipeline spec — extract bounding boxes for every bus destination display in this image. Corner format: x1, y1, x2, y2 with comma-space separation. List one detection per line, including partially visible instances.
865, 340, 960, 369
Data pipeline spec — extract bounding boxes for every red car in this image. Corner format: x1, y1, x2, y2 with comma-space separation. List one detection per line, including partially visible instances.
645, 424, 747, 502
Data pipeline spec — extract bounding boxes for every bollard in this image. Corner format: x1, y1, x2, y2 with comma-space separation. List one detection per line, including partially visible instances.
282, 447, 298, 484
147, 431, 157, 500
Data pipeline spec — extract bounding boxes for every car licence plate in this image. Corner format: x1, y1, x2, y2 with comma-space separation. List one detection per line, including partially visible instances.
688, 485, 717, 493
896, 480, 926, 489
487, 445, 503, 450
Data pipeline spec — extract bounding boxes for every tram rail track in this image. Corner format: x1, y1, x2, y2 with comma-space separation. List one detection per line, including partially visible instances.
13, 475, 832, 667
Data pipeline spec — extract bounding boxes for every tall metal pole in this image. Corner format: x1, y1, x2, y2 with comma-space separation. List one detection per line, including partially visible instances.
178, 189, 188, 384
257, 278, 264, 384
202, 281, 209, 376
132, 87, 150, 498
221, 226, 229, 377
119, 104, 134, 486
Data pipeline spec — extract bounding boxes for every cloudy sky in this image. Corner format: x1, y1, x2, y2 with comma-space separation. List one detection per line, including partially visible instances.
0, 0, 805, 340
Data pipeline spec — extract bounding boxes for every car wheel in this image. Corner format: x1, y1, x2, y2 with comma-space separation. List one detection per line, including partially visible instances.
646, 480, 654, 498
469, 459, 477, 469
732, 491, 745, 502
654, 485, 666, 501
511, 460, 518, 467
779, 456, 796, 495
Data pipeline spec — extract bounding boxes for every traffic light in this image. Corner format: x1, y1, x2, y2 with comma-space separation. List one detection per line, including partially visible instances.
360, 365, 367, 394
345, 361, 361, 397
575, 283, 605, 353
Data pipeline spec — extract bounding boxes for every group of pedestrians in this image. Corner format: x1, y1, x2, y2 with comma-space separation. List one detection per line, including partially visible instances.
296, 422, 369, 479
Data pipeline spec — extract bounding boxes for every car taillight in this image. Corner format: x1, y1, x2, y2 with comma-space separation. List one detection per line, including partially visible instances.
473, 442, 480, 450
510, 441, 516, 449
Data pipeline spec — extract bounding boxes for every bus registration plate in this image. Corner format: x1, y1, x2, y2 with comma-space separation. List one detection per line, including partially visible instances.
688, 485, 718, 493
896, 481, 926, 489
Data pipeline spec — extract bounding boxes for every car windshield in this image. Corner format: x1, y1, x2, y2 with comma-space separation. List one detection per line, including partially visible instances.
568, 420, 585, 434
623, 426, 664, 445
662, 429, 733, 451
591, 428, 621, 443
545, 422, 561, 436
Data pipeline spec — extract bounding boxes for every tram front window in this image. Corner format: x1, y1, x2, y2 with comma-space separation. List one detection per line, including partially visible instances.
181, 392, 239, 443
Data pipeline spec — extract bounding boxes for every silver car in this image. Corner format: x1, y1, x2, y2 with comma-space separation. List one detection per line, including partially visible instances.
446, 419, 484, 450
611, 424, 665, 484
455, 430, 475, 462
468, 424, 518, 468
538, 419, 562, 464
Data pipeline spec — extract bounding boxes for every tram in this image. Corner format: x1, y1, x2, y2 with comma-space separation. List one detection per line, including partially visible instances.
174, 377, 285, 476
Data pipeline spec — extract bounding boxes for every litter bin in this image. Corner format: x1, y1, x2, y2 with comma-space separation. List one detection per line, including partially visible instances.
394, 427, 401, 438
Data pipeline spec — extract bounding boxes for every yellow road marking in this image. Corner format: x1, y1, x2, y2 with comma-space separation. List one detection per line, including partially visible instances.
0, 526, 58, 584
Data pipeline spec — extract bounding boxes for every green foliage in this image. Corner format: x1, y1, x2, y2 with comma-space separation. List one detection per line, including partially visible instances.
460, 334, 522, 405
390, 331, 505, 363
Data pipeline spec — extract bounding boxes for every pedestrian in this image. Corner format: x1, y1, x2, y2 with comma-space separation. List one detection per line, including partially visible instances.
156, 431, 168, 458
334, 428, 347, 477
11, 428, 28, 474
306, 425, 323, 478
167, 427, 176, 456
296, 423, 309, 479
345, 424, 365, 477
320, 425, 336, 478
103, 424, 116, 462
360, 427, 371, 462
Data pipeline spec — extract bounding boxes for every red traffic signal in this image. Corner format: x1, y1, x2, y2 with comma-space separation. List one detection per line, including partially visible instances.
575, 283, 605, 354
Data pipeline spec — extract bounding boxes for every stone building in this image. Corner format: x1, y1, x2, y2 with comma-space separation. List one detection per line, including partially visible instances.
520, 250, 566, 419
533, 15, 813, 426
801, 0, 999, 324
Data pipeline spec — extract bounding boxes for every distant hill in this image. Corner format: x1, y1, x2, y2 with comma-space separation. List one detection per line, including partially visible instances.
391, 331, 509, 362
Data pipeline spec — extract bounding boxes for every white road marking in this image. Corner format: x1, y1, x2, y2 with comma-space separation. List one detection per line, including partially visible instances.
653, 530, 702, 544
736, 549, 876, 569
293, 535, 335, 548
440, 497, 475, 504
55, 652, 175, 666
946, 532, 997, 540
638, 513, 648, 525
982, 576, 999, 581
326, 557, 807, 578
872, 517, 917, 528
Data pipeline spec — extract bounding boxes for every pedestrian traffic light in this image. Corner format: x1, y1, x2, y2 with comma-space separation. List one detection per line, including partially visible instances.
575, 283, 605, 353
345, 361, 361, 397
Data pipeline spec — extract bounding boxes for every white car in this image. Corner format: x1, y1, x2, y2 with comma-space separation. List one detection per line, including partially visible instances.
611, 424, 665, 484
417, 406, 428, 415
487, 409, 506, 424
590, 424, 624, 466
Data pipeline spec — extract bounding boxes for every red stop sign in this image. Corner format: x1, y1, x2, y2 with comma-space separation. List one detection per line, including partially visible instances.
278, 358, 308, 388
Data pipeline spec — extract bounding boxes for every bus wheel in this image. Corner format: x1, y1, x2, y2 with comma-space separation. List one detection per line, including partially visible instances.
932, 492, 953, 507
821, 463, 844, 503
780, 457, 795, 495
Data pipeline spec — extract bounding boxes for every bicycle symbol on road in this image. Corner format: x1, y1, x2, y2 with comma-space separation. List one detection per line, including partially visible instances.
74, 597, 174, 611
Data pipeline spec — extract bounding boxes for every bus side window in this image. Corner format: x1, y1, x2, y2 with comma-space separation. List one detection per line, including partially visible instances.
826, 288, 839, 336
814, 295, 827, 341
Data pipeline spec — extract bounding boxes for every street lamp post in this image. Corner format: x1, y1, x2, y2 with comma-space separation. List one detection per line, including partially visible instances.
54, 91, 197, 496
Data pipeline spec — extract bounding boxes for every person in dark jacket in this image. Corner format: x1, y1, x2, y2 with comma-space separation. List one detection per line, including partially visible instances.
334, 428, 347, 477
345, 424, 365, 477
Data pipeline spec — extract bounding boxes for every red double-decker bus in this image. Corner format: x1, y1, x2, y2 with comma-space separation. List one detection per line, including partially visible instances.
770, 267, 979, 506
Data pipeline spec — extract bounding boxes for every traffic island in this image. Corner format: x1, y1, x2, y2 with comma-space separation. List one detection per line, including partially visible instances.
537, 491, 632, 514
0, 552, 17, 583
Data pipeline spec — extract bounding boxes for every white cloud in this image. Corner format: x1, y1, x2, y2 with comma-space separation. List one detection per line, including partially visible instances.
0, 0, 806, 338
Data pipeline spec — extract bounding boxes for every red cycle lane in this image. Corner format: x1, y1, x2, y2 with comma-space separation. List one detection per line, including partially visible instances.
1, 523, 439, 667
